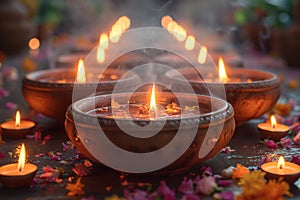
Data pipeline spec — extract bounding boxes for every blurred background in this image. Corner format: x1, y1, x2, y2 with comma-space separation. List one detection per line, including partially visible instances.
0, 0, 299, 67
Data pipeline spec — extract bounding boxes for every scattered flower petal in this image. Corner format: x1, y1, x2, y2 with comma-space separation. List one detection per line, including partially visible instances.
66, 177, 85, 196
5, 102, 17, 110
264, 139, 278, 149
196, 176, 217, 195
232, 164, 250, 180
280, 137, 292, 148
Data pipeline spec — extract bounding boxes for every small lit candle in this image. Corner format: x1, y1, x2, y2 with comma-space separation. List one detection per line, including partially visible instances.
257, 115, 289, 141
1, 111, 35, 139
261, 156, 300, 184
0, 144, 37, 188
28, 37, 40, 58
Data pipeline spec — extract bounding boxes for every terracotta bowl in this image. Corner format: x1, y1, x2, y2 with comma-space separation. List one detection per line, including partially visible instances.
65, 92, 235, 175
166, 67, 281, 125
22, 68, 138, 122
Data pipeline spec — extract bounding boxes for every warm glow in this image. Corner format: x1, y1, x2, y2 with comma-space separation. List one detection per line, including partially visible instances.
185, 35, 195, 51
167, 21, 178, 34
197, 46, 207, 64
18, 143, 26, 172
118, 16, 130, 31
76, 59, 86, 83
99, 33, 109, 50
277, 156, 285, 170
175, 26, 186, 42
97, 46, 105, 64
161, 15, 173, 28
109, 25, 122, 43
149, 84, 157, 119
28, 37, 40, 50
15, 111, 20, 127
218, 57, 229, 82
271, 115, 277, 129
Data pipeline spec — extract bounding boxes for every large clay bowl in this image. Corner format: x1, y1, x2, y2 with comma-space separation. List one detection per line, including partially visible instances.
166, 67, 281, 125
65, 92, 235, 175
22, 68, 138, 122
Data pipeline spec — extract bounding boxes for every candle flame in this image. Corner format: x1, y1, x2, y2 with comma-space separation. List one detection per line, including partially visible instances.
99, 33, 109, 50
167, 21, 178, 34
271, 115, 277, 129
97, 46, 105, 64
161, 15, 173, 28
18, 143, 26, 172
28, 37, 40, 50
185, 35, 195, 51
15, 111, 20, 127
218, 57, 229, 82
149, 84, 157, 119
197, 46, 207, 64
76, 59, 86, 83
277, 156, 285, 170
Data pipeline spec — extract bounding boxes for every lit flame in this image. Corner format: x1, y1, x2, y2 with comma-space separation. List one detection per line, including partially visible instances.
28, 38, 40, 50
161, 15, 173, 28
149, 84, 157, 119
76, 59, 86, 83
15, 111, 20, 127
218, 57, 229, 82
197, 46, 207, 64
277, 156, 285, 170
271, 115, 277, 129
99, 33, 109, 50
97, 46, 105, 64
18, 143, 26, 172
185, 35, 195, 51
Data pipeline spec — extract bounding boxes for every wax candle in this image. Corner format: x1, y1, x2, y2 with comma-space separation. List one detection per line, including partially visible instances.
0, 144, 37, 188
261, 156, 300, 184
257, 115, 289, 141
0, 111, 35, 139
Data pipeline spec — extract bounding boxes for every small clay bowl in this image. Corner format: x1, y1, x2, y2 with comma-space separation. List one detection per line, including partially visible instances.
166, 67, 281, 125
22, 68, 138, 122
65, 92, 235, 175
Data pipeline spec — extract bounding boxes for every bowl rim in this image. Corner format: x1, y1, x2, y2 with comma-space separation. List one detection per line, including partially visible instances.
68, 92, 233, 124
165, 67, 280, 89
22, 68, 138, 88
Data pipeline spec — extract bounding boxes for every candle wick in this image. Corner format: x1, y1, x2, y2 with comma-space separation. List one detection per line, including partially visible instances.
279, 165, 283, 170
272, 124, 275, 129
19, 168, 21, 172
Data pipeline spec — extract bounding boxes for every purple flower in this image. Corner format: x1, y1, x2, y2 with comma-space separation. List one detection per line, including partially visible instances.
157, 181, 176, 200
181, 194, 200, 200
39, 165, 62, 183
264, 139, 278, 149
196, 176, 217, 195
132, 189, 148, 200
0, 152, 5, 160
217, 179, 232, 187
280, 137, 292, 148
178, 177, 194, 195
80, 196, 96, 200
220, 146, 235, 154
294, 132, 300, 145
0, 88, 9, 98
5, 102, 17, 110
213, 191, 235, 200
290, 123, 300, 134
201, 166, 213, 176
257, 154, 273, 167
291, 154, 300, 165
72, 162, 91, 177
